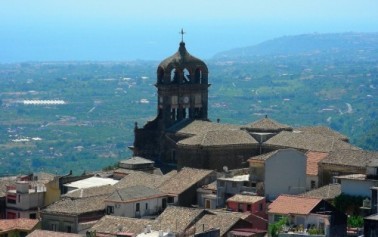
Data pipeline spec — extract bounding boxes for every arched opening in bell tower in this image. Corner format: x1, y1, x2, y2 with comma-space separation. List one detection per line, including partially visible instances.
195, 68, 203, 84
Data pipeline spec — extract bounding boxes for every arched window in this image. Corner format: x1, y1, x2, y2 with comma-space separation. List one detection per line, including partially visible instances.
183, 68, 190, 83
170, 68, 179, 84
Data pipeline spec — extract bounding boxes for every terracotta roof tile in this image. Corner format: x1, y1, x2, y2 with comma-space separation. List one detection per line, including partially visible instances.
168, 120, 240, 136
194, 211, 247, 236
42, 195, 107, 215
264, 131, 359, 152
155, 206, 204, 233
90, 215, 153, 236
227, 194, 265, 204
158, 168, 215, 195
320, 149, 378, 167
296, 126, 349, 142
306, 151, 329, 176
115, 171, 167, 190
27, 229, 82, 237
0, 218, 39, 233
106, 185, 165, 203
177, 130, 257, 147
301, 184, 341, 200
268, 195, 321, 215
241, 117, 293, 132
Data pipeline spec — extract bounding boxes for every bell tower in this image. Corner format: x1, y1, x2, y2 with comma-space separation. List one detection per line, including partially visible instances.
155, 30, 209, 128
133, 31, 210, 160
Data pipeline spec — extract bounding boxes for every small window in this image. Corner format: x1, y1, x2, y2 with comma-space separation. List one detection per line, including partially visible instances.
106, 206, 114, 214
50, 223, 57, 231
29, 213, 37, 219
218, 181, 225, 187
145, 203, 148, 210
167, 196, 174, 203
136, 203, 140, 212
247, 204, 252, 211
311, 180, 316, 189
66, 225, 72, 233
259, 203, 263, 211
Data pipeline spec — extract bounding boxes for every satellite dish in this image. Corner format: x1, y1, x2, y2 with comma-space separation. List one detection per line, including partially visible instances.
223, 166, 228, 172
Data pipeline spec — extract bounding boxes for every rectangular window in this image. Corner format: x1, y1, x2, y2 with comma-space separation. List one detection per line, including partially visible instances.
51, 223, 57, 231
145, 203, 148, 210
136, 203, 140, 212
311, 180, 316, 189
106, 206, 114, 214
259, 203, 263, 211
247, 204, 252, 211
218, 181, 225, 187
29, 213, 37, 219
66, 225, 72, 233
167, 196, 174, 204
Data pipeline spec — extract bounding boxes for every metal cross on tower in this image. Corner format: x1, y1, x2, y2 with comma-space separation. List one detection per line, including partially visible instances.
179, 28, 185, 42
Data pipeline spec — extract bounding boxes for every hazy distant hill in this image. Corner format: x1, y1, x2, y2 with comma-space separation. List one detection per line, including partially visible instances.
213, 32, 378, 60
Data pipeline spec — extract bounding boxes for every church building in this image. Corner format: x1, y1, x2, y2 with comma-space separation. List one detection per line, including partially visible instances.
133, 35, 357, 172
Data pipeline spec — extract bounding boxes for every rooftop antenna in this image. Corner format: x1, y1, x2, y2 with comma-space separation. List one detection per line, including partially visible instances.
179, 28, 186, 42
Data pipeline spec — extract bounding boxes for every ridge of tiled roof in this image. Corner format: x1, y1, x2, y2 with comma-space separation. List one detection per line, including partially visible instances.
114, 171, 168, 190
227, 194, 265, 204
301, 183, 341, 200
296, 126, 349, 142
194, 211, 247, 236
268, 195, 322, 215
42, 195, 107, 215
106, 185, 165, 203
320, 149, 378, 167
177, 129, 257, 147
306, 151, 329, 176
90, 215, 153, 235
167, 119, 240, 136
241, 117, 293, 132
264, 131, 360, 152
155, 206, 204, 233
158, 167, 215, 195
248, 150, 279, 161
0, 218, 39, 233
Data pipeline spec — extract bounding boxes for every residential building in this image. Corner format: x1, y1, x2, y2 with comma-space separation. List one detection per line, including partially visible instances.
0, 218, 39, 237
41, 195, 107, 233
197, 181, 217, 209
318, 149, 378, 186
157, 168, 217, 207
226, 194, 266, 218
6, 181, 45, 219
104, 185, 169, 218
216, 173, 253, 207
305, 151, 329, 190
248, 149, 307, 200
335, 174, 378, 197
268, 195, 347, 237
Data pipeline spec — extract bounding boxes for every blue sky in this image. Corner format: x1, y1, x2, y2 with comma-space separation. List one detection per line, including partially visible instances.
1, 0, 377, 62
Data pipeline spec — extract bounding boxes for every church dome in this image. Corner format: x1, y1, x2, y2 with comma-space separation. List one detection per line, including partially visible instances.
157, 42, 208, 85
